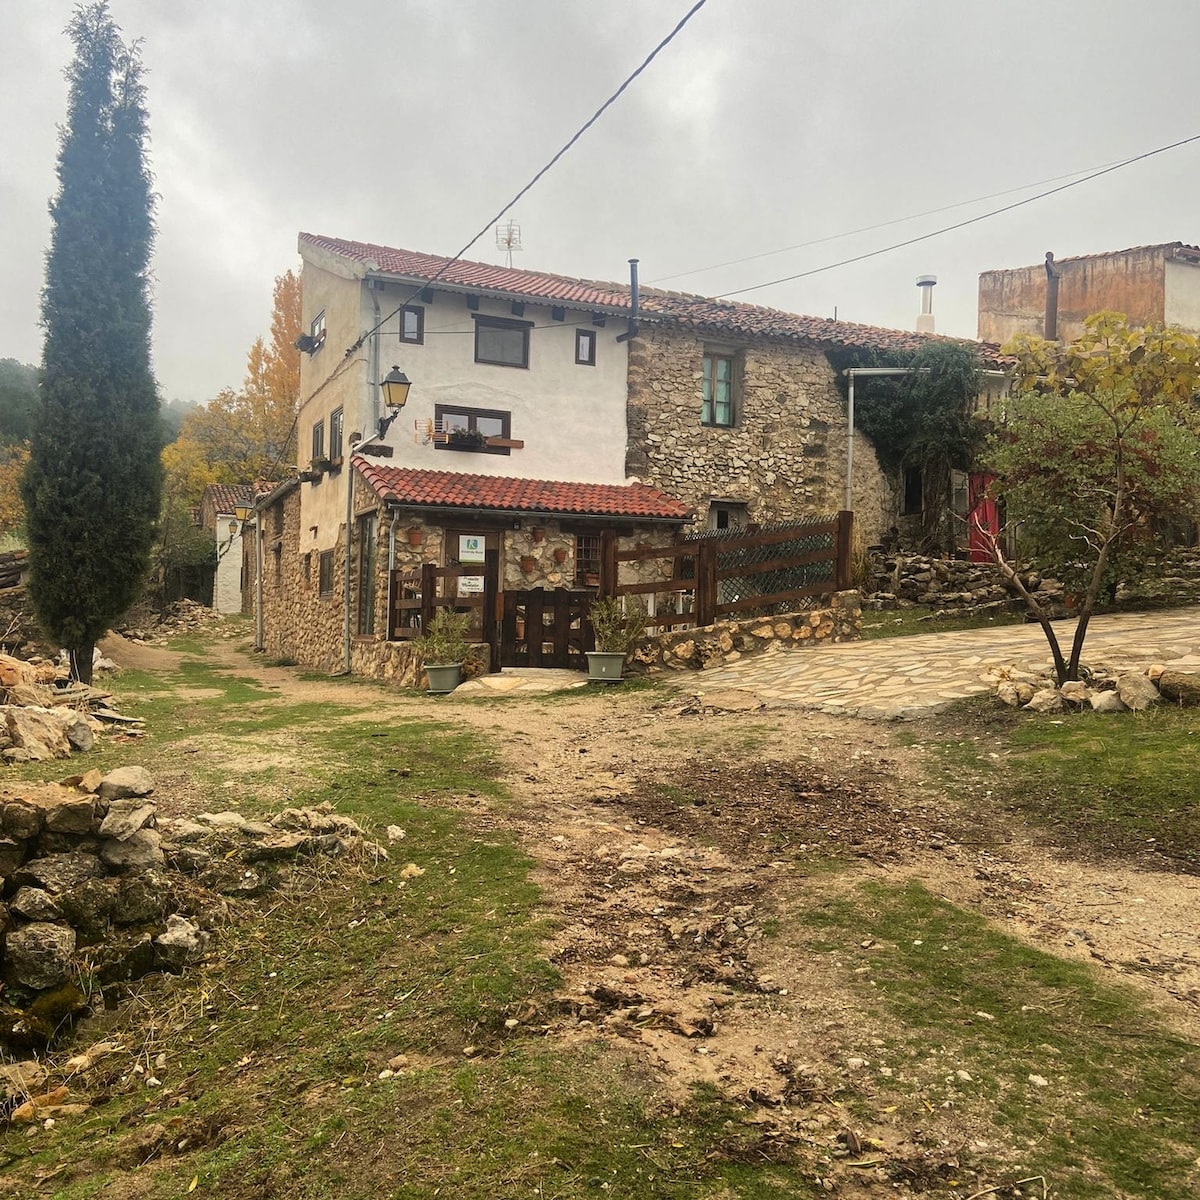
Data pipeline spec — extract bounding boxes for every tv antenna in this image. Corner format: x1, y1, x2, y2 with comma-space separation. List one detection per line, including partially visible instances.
496, 220, 523, 267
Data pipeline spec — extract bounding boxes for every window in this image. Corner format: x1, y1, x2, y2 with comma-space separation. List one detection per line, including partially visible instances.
474, 315, 531, 368
272, 504, 284, 537
310, 310, 326, 352
435, 404, 511, 455
903, 467, 923, 516
312, 419, 325, 463
329, 407, 344, 463
318, 550, 335, 597
399, 306, 424, 344
575, 328, 596, 366
357, 513, 377, 635
574, 533, 601, 586
702, 351, 735, 426
708, 501, 748, 531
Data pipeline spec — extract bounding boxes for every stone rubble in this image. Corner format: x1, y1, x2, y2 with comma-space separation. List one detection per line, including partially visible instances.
0, 768, 385, 1052
989, 662, 1200, 714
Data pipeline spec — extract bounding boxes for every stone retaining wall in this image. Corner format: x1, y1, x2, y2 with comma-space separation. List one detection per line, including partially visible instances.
635, 590, 861, 673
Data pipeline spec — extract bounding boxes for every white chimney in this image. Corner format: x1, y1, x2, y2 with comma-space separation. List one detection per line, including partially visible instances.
916, 275, 937, 334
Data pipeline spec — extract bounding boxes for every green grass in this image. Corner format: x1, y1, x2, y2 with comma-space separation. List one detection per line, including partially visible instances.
0, 656, 826, 1199
932, 700, 1200, 870
798, 880, 1200, 1199
859, 606, 1026, 639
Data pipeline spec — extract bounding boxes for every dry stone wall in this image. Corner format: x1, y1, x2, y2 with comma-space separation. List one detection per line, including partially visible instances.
626, 326, 894, 543
635, 590, 861, 673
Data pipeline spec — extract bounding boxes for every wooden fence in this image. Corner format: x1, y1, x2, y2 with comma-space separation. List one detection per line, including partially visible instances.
599, 510, 853, 629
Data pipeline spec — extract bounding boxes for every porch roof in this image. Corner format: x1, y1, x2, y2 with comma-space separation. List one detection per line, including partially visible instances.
354, 462, 690, 520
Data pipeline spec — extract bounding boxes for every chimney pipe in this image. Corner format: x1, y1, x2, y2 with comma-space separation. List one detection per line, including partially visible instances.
617, 258, 640, 343
1043, 251, 1060, 340
916, 275, 936, 334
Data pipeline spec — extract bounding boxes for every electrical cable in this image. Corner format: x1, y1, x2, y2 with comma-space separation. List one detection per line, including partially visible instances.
646, 158, 1127, 286
716, 132, 1200, 300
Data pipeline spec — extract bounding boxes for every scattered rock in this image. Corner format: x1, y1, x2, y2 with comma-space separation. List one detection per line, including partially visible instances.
1117, 672, 1160, 712
5, 923, 77, 990
97, 767, 154, 803
152, 915, 206, 973
98, 799, 157, 842
1090, 690, 1129, 713
1025, 688, 1065, 714
99, 829, 164, 872
1156, 670, 1200, 706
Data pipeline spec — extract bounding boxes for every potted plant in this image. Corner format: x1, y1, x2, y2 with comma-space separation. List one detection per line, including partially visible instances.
447, 428, 487, 451
586, 596, 646, 683
413, 609, 473, 694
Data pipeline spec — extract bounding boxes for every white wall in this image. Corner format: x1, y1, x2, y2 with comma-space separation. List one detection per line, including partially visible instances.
1164, 260, 1200, 332
367, 283, 629, 484
213, 515, 244, 614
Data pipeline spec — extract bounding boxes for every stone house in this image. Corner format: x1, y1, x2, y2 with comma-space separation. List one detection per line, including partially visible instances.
198, 483, 255, 615
255, 232, 982, 677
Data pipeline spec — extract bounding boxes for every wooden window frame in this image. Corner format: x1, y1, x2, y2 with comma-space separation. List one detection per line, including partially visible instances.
702, 350, 736, 427
310, 310, 326, 352
311, 418, 326, 463
356, 512, 378, 635
434, 404, 512, 456
574, 532, 601, 586
399, 306, 424, 345
575, 328, 596, 366
329, 407, 344, 465
473, 315, 531, 369
318, 550, 335, 597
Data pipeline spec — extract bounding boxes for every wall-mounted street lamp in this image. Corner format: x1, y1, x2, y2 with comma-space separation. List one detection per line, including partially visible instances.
378, 366, 412, 437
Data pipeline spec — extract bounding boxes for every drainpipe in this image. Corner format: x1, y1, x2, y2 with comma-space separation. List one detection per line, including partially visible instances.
254, 510, 264, 650
616, 258, 639, 343
342, 291, 384, 674
1043, 251, 1060, 340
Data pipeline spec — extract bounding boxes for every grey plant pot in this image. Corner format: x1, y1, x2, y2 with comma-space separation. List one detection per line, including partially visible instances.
424, 663, 463, 694
586, 651, 626, 683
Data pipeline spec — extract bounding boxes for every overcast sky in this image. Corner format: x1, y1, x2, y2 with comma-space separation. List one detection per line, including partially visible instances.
3, 0, 1199, 404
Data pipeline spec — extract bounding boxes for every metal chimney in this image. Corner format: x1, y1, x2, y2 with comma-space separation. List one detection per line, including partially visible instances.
916, 275, 937, 333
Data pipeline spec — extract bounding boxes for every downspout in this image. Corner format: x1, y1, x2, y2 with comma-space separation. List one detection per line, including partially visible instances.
616, 258, 640, 343
254, 510, 264, 650
1043, 251, 1060, 340
844, 372, 856, 513
342, 287, 384, 674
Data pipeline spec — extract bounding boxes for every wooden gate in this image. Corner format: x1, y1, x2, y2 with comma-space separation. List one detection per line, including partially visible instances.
499, 588, 594, 669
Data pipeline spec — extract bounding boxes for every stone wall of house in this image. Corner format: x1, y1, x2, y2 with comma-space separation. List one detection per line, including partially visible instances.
626, 326, 894, 543
633, 590, 861, 673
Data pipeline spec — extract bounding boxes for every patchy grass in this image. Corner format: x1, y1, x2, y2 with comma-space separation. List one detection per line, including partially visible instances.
859, 606, 1026, 640
797, 880, 1200, 1199
931, 700, 1200, 871
0, 658, 826, 1199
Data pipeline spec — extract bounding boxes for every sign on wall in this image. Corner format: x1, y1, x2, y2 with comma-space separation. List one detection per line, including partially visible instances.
458, 534, 485, 595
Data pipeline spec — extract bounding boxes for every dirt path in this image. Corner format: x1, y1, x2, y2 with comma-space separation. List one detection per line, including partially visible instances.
109, 631, 1200, 1169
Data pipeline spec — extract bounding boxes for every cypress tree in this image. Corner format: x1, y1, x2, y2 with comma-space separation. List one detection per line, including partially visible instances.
23, 2, 161, 683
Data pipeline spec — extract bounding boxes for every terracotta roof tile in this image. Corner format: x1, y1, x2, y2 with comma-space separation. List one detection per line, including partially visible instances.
354, 463, 689, 520
300, 232, 999, 360
201, 483, 254, 514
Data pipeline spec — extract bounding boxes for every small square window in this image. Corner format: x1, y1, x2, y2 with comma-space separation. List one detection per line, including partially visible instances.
329, 407, 344, 463
475, 316, 530, 368
574, 533, 601, 586
708, 501, 748, 531
575, 328, 596, 366
318, 550, 335, 597
312, 419, 325, 463
400, 306, 424, 344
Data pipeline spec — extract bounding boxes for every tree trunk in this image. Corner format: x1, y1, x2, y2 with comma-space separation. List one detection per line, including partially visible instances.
69, 640, 94, 685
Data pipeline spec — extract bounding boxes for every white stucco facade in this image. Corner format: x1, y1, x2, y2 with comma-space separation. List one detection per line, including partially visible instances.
295, 240, 631, 557
213, 514, 246, 614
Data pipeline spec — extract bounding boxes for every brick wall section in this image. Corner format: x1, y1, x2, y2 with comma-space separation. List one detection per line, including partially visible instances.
626, 327, 894, 544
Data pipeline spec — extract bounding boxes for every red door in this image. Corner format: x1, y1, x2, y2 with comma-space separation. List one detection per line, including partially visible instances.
968, 472, 998, 563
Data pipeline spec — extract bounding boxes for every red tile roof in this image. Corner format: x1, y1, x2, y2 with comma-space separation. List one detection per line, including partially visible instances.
200, 481, 279, 514
354, 463, 690, 520
300, 232, 998, 359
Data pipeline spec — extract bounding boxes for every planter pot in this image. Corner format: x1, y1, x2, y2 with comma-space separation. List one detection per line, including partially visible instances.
553, 547, 567, 564
520, 555, 537, 574
406, 528, 423, 547
424, 663, 463, 694
586, 651, 626, 683
531, 527, 546, 543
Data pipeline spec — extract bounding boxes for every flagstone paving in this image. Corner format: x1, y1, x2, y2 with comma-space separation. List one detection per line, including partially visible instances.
687, 608, 1200, 720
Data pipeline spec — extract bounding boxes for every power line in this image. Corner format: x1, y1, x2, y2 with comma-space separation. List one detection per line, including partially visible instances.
717, 132, 1200, 300
646, 158, 1126, 286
